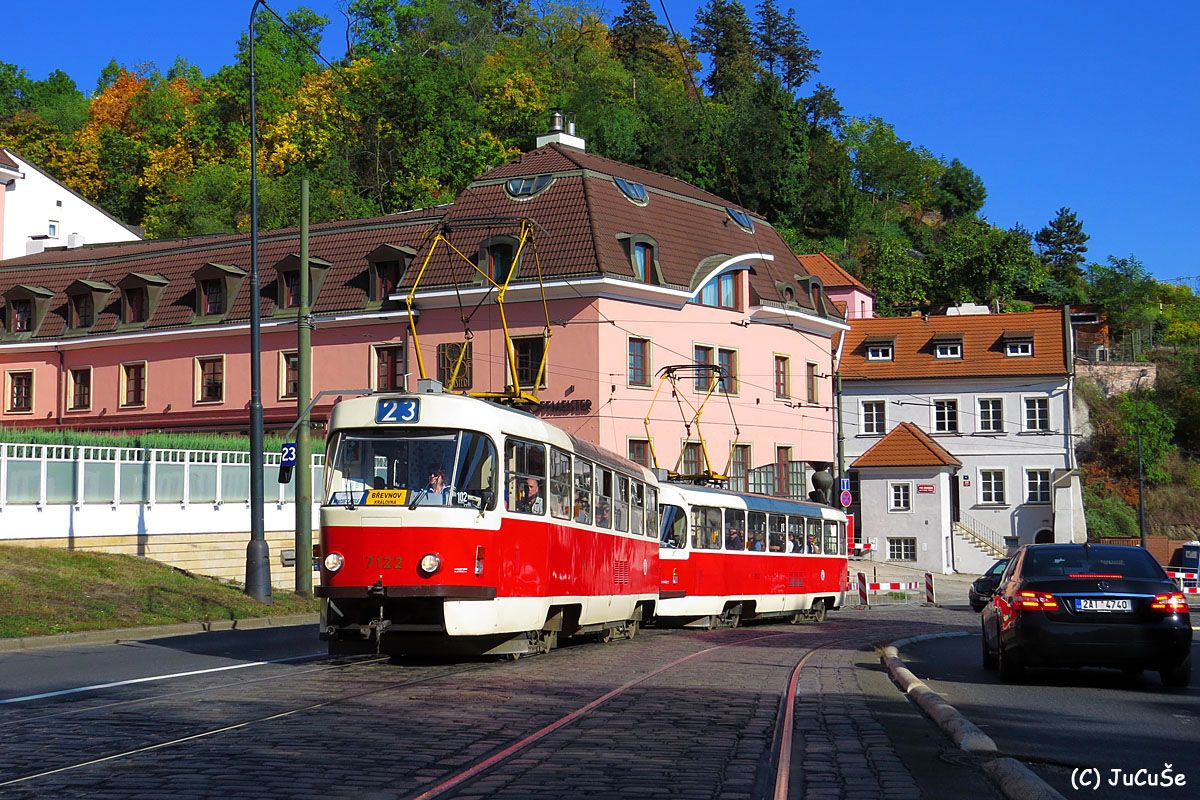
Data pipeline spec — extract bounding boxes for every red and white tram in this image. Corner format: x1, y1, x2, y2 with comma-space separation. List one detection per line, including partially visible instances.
656, 483, 848, 627
317, 388, 660, 657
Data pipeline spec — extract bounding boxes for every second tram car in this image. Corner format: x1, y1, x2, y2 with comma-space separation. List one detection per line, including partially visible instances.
317, 389, 660, 658
656, 483, 848, 627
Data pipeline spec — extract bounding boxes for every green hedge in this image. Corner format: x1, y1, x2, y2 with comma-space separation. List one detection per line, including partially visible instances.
0, 428, 326, 454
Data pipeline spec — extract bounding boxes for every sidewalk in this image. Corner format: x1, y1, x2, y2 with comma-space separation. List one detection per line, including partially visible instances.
0, 613, 319, 653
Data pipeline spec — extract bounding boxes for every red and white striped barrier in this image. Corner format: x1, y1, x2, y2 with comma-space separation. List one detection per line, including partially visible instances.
925, 572, 936, 605
855, 571, 925, 607
1168, 570, 1198, 580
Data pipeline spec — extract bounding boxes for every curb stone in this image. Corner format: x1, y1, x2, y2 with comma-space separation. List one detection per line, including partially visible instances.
882, 632, 1067, 800
0, 613, 319, 653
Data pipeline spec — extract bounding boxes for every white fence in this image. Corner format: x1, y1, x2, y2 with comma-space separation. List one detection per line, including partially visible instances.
0, 443, 323, 511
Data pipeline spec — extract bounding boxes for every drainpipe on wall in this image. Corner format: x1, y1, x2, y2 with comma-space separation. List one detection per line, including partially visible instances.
55, 347, 64, 425
1062, 304, 1076, 469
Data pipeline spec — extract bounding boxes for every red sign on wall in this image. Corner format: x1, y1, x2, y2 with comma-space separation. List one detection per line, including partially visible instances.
917, 484, 936, 494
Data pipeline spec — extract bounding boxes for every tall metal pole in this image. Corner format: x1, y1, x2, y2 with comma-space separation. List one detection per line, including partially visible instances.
245, 0, 272, 602
1136, 371, 1147, 549
295, 178, 313, 597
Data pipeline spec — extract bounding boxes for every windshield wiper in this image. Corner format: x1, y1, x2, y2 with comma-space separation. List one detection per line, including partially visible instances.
408, 489, 427, 510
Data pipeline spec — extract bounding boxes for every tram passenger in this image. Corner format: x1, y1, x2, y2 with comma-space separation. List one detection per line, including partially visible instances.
789, 533, 803, 553
574, 493, 592, 524
726, 528, 744, 551
517, 476, 544, 514
415, 465, 451, 505
751, 532, 765, 551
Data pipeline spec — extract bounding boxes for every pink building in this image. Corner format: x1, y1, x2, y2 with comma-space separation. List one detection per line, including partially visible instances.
796, 252, 875, 320
0, 132, 847, 497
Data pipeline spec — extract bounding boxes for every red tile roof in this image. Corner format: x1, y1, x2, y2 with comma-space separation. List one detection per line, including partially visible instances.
0, 149, 18, 171
796, 252, 870, 293
851, 422, 961, 468
840, 308, 1068, 381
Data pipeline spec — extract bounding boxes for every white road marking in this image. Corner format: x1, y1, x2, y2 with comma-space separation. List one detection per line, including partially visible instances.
1173, 713, 1194, 727
0, 653, 324, 705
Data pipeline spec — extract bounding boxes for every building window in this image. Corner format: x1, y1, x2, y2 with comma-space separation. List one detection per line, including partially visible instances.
866, 343, 893, 361
681, 442, 702, 475
806, 362, 819, 404
196, 357, 224, 403
717, 348, 737, 393
7, 370, 33, 412
628, 439, 650, 467
377, 261, 402, 299
776, 446, 792, 497
774, 355, 790, 399
375, 345, 405, 392
980, 470, 1006, 505
889, 482, 912, 512
693, 345, 714, 391
729, 444, 750, 492
121, 362, 146, 407
281, 351, 299, 399
282, 271, 301, 308
888, 537, 917, 561
934, 399, 959, 433
48, 220, 59, 238
1024, 397, 1050, 431
506, 174, 552, 198
628, 338, 650, 387
1006, 339, 1033, 357
436, 342, 471, 390
632, 242, 655, 283
934, 340, 962, 359
1027, 470, 1051, 504
614, 177, 648, 205
200, 279, 223, 316
126, 287, 148, 323
978, 398, 1003, 433
486, 243, 516, 284
692, 272, 738, 309
862, 401, 886, 435
512, 337, 547, 389
68, 368, 91, 410
726, 207, 755, 232
11, 299, 33, 332
71, 294, 94, 328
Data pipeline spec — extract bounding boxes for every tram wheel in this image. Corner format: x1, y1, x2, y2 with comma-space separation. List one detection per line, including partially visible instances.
598, 628, 615, 644
505, 651, 523, 662
811, 600, 828, 623
788, 612, 804, 625
624, 620, 639, 640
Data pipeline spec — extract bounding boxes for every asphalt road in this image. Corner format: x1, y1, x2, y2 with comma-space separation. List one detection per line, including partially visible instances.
901, 621, 1200, 800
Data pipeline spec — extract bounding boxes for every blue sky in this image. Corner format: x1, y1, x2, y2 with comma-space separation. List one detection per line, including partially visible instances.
5, 1, 1197, 282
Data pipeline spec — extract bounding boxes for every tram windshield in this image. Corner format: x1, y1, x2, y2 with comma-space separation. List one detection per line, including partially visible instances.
660, 504, 687, 548
324, 428, 497, 510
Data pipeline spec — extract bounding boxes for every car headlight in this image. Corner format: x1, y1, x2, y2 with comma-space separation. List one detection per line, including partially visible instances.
323, 552, 344, 572
419, 553, 441, 575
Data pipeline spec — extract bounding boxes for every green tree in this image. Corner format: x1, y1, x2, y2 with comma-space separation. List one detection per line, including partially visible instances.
1116, 394, 1176, 484
1035, 206, 1089, 303
0, 62, 33, 119
609, 0, 667, 73
721, 75, 805, 229
1087, 256, 1159, 333
692, 0, 756, 96
934, 158, 985, 220
928, 219, 1043, 306
860, 235, 930, 315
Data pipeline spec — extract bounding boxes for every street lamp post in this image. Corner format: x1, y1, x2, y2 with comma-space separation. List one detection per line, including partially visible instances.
1135, 370, 1148, 550
245, 0, 272, 602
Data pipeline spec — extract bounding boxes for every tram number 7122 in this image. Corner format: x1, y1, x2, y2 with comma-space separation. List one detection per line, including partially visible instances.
375, 398, 420, 424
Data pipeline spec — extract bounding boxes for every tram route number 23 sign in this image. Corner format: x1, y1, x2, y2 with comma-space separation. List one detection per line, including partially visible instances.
376, 398, 420, 424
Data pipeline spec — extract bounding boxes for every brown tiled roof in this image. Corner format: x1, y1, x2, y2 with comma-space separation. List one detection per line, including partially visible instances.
841, 308, 1067, 381
0, 149, 18, 171
851, 422, 961, 468
796, 252, 870, 293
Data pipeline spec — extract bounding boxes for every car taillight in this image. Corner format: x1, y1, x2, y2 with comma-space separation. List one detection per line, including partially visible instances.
1068, 573, 1122, 579
1151, 592, 1189, 614
1016, 590, 1059, 611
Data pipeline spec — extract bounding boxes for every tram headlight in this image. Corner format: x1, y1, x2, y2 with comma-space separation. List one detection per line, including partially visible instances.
419, 553, 441, 575
323, 552, 344, 573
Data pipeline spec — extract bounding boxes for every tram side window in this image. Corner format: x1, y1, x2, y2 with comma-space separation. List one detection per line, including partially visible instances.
506, 438, 546, 516
748, 512, 767, 552
595, 469, 613, 528
691, 506, 722, 550
769, 514, 787, 552
645, 486, 658, 537
615, 476, 630, 532
574, 458, 593, 524
661, 503, 686, 548
839, 521, 847, 555
631, 482, 645, 535
725, 509, 746, 550
806, 518, 822, 554
824, 520, 839, 555
549, 447, 572, 520
788, 516, 805, 553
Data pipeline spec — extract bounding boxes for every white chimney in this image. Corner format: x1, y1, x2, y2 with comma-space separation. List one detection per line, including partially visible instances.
536, 111, 586, 151
26, 238, 45, 255
67, 233, 86, 248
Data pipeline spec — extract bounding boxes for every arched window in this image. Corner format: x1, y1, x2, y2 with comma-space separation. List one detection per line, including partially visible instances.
633, 242, 654, 282
487, 242, 516, 284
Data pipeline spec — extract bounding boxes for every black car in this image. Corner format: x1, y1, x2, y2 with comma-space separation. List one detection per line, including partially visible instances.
969, 558, 1009, 611
981, 543, 1192, 687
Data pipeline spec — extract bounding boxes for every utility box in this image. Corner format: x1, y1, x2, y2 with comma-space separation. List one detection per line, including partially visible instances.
1181, 542, 1200, 572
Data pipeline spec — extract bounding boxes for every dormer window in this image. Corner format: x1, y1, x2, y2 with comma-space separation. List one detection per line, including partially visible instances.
201, 279, 223, 315
192, 263, 246, 320
11, 299, 32, 332
282, 271, 301, 308
365, 244, 416, 304
614, 177, 648, 205
71, 294, 94, 328
866, 342, 894, 361
64, 279, 113, 332
1006, 339, 1033, 357
726, 207, 755, 232
378, 262, 401, 297
692, 271, 740, 310
273, 254, 333, 312
487, 242, 515, 284
934, 340, 963, 359
633, 242, 654, 282
3, 284, 54, 336
118, 272, 168, 327
127, 287, 147, 323
782, 286, 796, 304
505, 175, 552, 199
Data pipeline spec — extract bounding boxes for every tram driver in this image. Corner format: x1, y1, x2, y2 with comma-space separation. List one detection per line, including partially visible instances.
417, 465, 452, 505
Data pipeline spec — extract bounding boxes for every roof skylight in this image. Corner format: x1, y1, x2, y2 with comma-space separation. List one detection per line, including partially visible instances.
505, 174, 552, 199
614, 177, 648, 205
727, 207, 755, 232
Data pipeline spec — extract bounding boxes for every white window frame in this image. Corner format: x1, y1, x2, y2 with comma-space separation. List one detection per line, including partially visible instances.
934, 341, 962, 359
67, 366, 93, 412
932, 397, 959, 434
1005, 339, 1033, 357
887, 537, 917, 561
977, 397, 1004, 433
866, 344, 893, 361
979, 468, 1008, 506
372, 341, 408, 392
861, 400, 887, 435
1022, 395, 1051, 432
1025, 468, 1052, 505
888, 481, 913, 513
48, 220, 59, 238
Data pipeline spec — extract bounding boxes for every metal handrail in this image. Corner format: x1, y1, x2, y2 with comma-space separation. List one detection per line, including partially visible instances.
953, 513, 1008, 557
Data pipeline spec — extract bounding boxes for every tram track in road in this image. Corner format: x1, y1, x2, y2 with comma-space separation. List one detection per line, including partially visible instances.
0, 658, 489, 791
